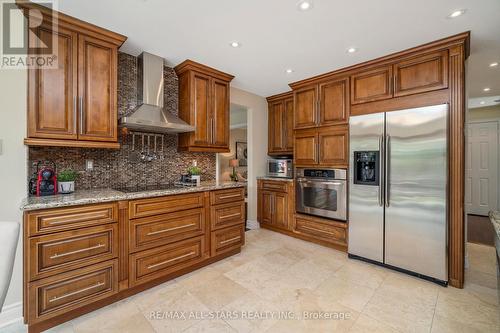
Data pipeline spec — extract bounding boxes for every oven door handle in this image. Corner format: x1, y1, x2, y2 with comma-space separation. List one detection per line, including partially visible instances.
297, 179, 345, 187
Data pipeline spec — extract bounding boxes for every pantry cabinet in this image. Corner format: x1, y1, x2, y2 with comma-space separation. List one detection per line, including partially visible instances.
20, 2, 126, 149
175, 60, 234, 152
266, 92, 294, 155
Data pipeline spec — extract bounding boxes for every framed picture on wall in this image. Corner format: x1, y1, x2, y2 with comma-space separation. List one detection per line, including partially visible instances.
236, 141, 247, 167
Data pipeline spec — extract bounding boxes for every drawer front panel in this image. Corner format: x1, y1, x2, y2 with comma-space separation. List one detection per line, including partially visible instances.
27, 203, 118, 236
294, 216, 346, 245
260, 180, 288, 192
210, 188, 245, 205
29, 224, 118, 281
129, 192, 205, 219
28, 259, 118, 323
130, 236, 206, 286
211, 201, 245, 230
211, 224, 245, 257
130, 208, 205, 253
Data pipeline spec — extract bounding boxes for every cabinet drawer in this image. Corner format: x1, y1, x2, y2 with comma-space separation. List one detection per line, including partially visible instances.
260, 180, 288, 192
27, 259, 118, 324
211, 224, 245, 257
26, 203, 118, 236
294, 215, 346, 246
210, 188, 245, 205
129, 192, 205, 219
130, 208, 205, 253
28, 224, 118, 281
211, 201, 245, 231
129, 236, 206, 287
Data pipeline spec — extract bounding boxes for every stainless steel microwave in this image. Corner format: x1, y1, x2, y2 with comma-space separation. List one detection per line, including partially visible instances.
267, 159, 293, 178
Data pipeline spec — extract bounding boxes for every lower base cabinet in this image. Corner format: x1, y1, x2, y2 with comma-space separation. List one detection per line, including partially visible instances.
294, 213, 347, 250
23, 187, 245, 332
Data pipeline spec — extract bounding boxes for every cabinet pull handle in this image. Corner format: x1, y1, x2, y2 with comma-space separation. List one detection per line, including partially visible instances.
220, 236, 241, 245
73, 96, 77, 131
146, 223, 196, 236
220, 212, 240, 220
49, 281, 105, 303
79, 97, 84, 135
219, 193, 241, 200
147, 251, 196, 269
50, 243, 106, 259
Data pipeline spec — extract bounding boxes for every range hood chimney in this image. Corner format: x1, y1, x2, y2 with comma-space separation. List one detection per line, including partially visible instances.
119, 52, 195, 133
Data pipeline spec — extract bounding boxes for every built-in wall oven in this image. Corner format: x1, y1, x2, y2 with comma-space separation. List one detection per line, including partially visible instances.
296, 168, 347, 221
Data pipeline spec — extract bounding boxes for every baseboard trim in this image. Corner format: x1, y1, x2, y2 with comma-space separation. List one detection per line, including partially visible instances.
0, 302, 23, 328
246, 220, 260, 230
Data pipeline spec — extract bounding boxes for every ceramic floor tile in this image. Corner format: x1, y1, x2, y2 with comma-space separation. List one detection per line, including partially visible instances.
362, 291, 435, 333
189, 275, 249, 310
467, 243, 497, 275
334, 260, 389, 289
315, 276, 376, 312
223, 258, 278, 291
1, 322, 27, 333
182, 319, 236, 332
348, 314, 401, 333
464, 268, 497, 290
430, 314, 485, 333
434, 287, 499, 333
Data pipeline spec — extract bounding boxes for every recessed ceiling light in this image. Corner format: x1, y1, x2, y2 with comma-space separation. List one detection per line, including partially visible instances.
479, 101, 486, 105
230, 41, 241, 48
490, 62, 498, 68
297, 0, 313, 11
285, 69, 294, 74
483, 87, 491, 92
447, 9, 466, 18
347, 47, 357, 53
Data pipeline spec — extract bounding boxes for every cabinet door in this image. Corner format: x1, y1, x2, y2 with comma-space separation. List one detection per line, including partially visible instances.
28, 24, 78, 139
319, 77, 349, 126
212, 78, 230, 148
393, 50, 448, 97
318, 125, 349, 166
351, 65, 393, 104
191, 72, 212, 146
78, 35, 117, 141
294, 129, 318, 166
268, 101, 285, 153
274, 192, 289, 229
259, 191, 274, 225
294, 86, 318, 129
284, 98, 294, 152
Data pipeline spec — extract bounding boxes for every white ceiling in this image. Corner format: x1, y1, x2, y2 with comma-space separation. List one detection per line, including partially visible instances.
53, 0, 500, 98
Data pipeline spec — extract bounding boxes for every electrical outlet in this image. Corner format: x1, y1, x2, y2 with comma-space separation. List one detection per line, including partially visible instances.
85, 159, 94, 171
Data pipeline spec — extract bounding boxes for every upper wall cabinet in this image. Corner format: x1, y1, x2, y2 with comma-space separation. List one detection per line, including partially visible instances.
393, 50, 448, 97
175, 60, 234, 153
294, 77, 349, 129
266, 92, 294, 155
350, 65, 393, 105
20, 2, 126, 149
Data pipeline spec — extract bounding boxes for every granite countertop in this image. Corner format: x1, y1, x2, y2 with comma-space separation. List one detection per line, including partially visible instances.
20, 181, 245, 211
256, 176, 294, 182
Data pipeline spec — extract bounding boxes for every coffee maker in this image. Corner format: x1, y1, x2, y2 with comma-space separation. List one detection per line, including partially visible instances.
29, 161, 58, 196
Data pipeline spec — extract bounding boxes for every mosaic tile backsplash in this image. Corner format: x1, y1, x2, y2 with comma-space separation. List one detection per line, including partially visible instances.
28, 52, 216, 190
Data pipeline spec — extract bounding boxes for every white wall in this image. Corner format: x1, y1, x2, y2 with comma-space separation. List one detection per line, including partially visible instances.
230, 87, 268, 222
219, 128, 248, 181
0, 4, 27, 326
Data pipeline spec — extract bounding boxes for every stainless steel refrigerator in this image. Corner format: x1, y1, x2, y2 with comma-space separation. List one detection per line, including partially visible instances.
348, 104, 448, 284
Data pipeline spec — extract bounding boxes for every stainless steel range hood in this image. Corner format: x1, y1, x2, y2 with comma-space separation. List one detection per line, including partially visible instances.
119, 52, 194, 133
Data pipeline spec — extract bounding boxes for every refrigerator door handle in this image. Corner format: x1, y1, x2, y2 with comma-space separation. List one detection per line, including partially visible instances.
385, 135, 391, 207
379, 135, 384, 207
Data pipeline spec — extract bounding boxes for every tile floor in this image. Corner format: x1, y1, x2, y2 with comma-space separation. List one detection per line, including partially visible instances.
4, 229, 499, 333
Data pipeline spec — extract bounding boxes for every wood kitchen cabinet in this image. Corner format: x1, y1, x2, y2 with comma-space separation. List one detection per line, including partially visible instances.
293, 77, 349, 129
266, 92, 294, 155
175, 60, 234, 152
294, 125, 348, 168
257, 179, 294, 231
20, 2, 126, 149
350, 65, 393, 104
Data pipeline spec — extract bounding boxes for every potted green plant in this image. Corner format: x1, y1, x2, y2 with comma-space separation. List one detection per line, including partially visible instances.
57, 169, 78, 194
188, 165, 201, 186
